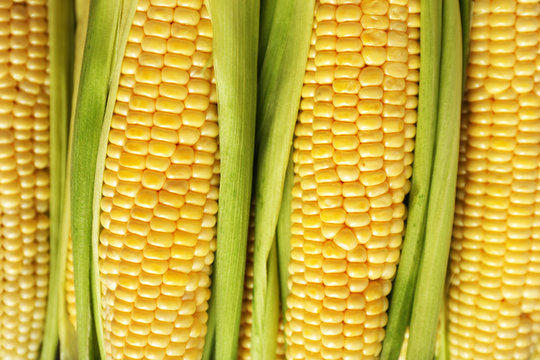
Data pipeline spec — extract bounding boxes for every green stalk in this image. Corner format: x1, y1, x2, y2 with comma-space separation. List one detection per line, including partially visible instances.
276, 155, 293, 318
250, 1, 314, 358
380, 0, 443, 357
41, 0, 74, 359
206, 0, 259, 357
406, 0, 462, 357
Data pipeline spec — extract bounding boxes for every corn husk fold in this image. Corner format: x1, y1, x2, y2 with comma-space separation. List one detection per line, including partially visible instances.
41, 0, 74, 358
202, 0, 259, 358
58, 1, 90, 359
406, 0, 463, 357
249, 1, 315, 357
70, 1, 137, 358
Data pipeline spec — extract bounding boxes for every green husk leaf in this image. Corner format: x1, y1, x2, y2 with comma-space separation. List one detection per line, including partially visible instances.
460, 0, 472, 91
92, 3, 138, 358
250, 0, 314, 357
41, 0, 74, 359
261, 243, 281, 359
435, 293, 449, 360
205, 0, 259, 358
406, 0, 463, 357
58, 1, 90, 359
277, 155, 293, 318
71, 1, 136, 358
258, 0, 277, 67
380, 0, 443, 357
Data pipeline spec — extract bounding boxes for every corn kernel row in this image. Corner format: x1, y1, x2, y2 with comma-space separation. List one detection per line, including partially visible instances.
97, 0, 219, 359
285, 0, 419, 358
448, 0, 540, 359
0, 0, 50, 358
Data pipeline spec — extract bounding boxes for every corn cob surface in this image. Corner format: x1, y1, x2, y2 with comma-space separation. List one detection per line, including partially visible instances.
237, 208, 285, 360
448, 0, 540, 359
285, 0, 420, 358
98, 0, 219, 358
0, 0, 50, 358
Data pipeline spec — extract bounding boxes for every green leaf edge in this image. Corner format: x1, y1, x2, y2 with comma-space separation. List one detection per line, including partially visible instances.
277, 155, 293, 319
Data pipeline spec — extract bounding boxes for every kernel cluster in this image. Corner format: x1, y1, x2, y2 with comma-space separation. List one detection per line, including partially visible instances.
0, 1, 50, 358
98, 1, 219, 359
286, 0, 420, 358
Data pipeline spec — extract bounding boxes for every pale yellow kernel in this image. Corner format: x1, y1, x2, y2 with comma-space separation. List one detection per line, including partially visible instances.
362, 14, 389, 30
336, 52, 365, 67
336, 22, 362, 37
174, 7, 200, 26
334, 228, 358, 251
362, 47, 387, 66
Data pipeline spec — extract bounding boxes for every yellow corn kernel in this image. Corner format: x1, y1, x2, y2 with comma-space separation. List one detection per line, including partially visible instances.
98, 1, 219, 358
0, 0, 50, 358
286, 0, 419, 358
448, 1, 540, 359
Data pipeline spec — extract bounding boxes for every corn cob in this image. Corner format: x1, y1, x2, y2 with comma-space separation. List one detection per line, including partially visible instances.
0, 0, 50, 358
448, 0, 540, 359
237, 208, 285, 359
97, 0, 219, 358
285, 0, 419, 358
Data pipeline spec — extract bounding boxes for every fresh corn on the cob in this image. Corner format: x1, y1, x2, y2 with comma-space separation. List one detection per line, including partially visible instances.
0, 0, 50, 358
448, 0, 540, 359
97, 0, 219, 358
285, 0, 420, 358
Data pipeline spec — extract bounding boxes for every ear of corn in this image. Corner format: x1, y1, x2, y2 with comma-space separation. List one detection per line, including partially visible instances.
0, 0, 72, 359
285, 0, 422, 357
71, 0, 259, 359
448, 0, 540, 358
98, 1, 218, 358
